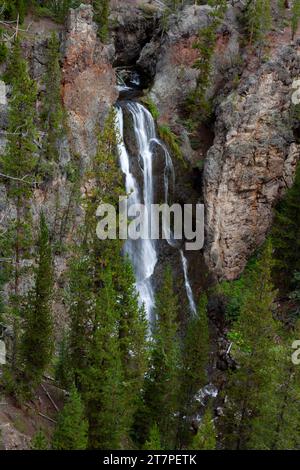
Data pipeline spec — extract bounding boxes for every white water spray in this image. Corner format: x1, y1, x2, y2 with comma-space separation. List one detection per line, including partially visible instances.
116, 100, 197, 320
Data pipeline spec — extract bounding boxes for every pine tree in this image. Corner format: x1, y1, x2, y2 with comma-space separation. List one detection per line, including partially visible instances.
140, 266, 181, 450
3, 0, 27, 24
187, 0, 227, 123
220, 241, 280, 450
143, 423, 162, 451
93, 0, 110, 42
52, 386, 88, 450
249, 321, 300, 449
177, 294, 210, 448
190, 408, 216, 450
42, 32, 64, 165
272, 163, 300, 291
80, 268, 128, 449
1, 39, 38, 369
291, 0, 300, 39
67, 108, 148, 449
244, 0, 272, 45
20, 213, 54, 390
116, 257, 149, 435
31, 430, 49, 450
55, 332, 74, 390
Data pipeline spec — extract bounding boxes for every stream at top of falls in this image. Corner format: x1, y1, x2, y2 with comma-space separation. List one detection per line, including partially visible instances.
115, 98, 197, 322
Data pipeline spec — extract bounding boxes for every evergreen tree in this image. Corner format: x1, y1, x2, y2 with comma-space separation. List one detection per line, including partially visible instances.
190, 408, 216, 450
81, 268, 128, 449
42, 32, 64, 164
220, 242, 280, 450
117, 257, 149, 434
93, 0, 110, 42
52, 386, 88, 450
244, 0, 272, 45
272, 163, 300, 291
1, 39, 38, 369
2, 0, 27, 24
249, 321, 300, 449
21, 213, 54, 390
67, 109, 147, 449
140, 266, 181, 449
31, 430, 49, 450
143, 423, 162, 451
177, 294, 210, 448
55, 332, 74, 390
291, 0, 300, 39
187, 0, 227, 123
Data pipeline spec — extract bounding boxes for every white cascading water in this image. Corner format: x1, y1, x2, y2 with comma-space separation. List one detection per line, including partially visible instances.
116, 100, 197, 320
180, 250, 197, 315
116, 103, 157, 321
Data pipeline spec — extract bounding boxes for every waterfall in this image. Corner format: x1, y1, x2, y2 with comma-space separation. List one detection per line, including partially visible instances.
180, 250, 197, 315
115, 100, 197, 321
116, 103, 157, 322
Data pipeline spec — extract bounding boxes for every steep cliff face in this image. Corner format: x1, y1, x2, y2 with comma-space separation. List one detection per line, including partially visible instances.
62, 5, 117, 164
204, 42, 300, 280
142, 4, 240, 165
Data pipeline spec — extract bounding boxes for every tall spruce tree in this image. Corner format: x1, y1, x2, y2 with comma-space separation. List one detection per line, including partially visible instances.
140, 266, 181, 450
243, 0, 272, 45
143, 423, 162, 451
272, 163, 300, 291
81, 267, 128, 449
20, 213, 54, 390
52, 386, 88, 450
116, 257, 149, 434
1, 39, 38, 369
68, 109, 148, 449
177, 294, 210, 448
220, 242, 280, 450
187, 0, 227, 123
249, 320, 300, 449
291, 0, 300, 39
93, 0, 110, 42
190, 407, 216, 450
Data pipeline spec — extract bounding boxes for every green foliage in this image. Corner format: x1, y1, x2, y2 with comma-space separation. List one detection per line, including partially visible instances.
158, 124, 184, 163
34, 1, 81, 23
272, 162, 300, 292
67, 109, 148, 449
52, 386, 88, 450
93, 0, 110, 42
220, 241, 281, 450
177, 294, 210, 448
1, 0, 28, 24
31, 430, 49, 450
142, 96, 160, 120
291, 0, 300, 39
55, 332, 74, 390
20, 213, 54, 391
41, 32, 64, 165
0, 39, 38, 372
190, 408, 216, 450
143, 423, 162, 451
139, 266, 181, 449
186, 0, 226, 125
243, 0, 272, 44
80, 267, 129, 449
2, 40, 38, 197
0, 28, 8, 64
248, 322, 300, 450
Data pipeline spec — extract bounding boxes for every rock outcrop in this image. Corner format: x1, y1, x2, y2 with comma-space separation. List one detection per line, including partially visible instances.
145, 4, 240, 165
203, 43, 300, 280
62, 4, 117, 164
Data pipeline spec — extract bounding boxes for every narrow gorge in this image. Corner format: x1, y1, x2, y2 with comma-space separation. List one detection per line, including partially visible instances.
0, 0, 299, 453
